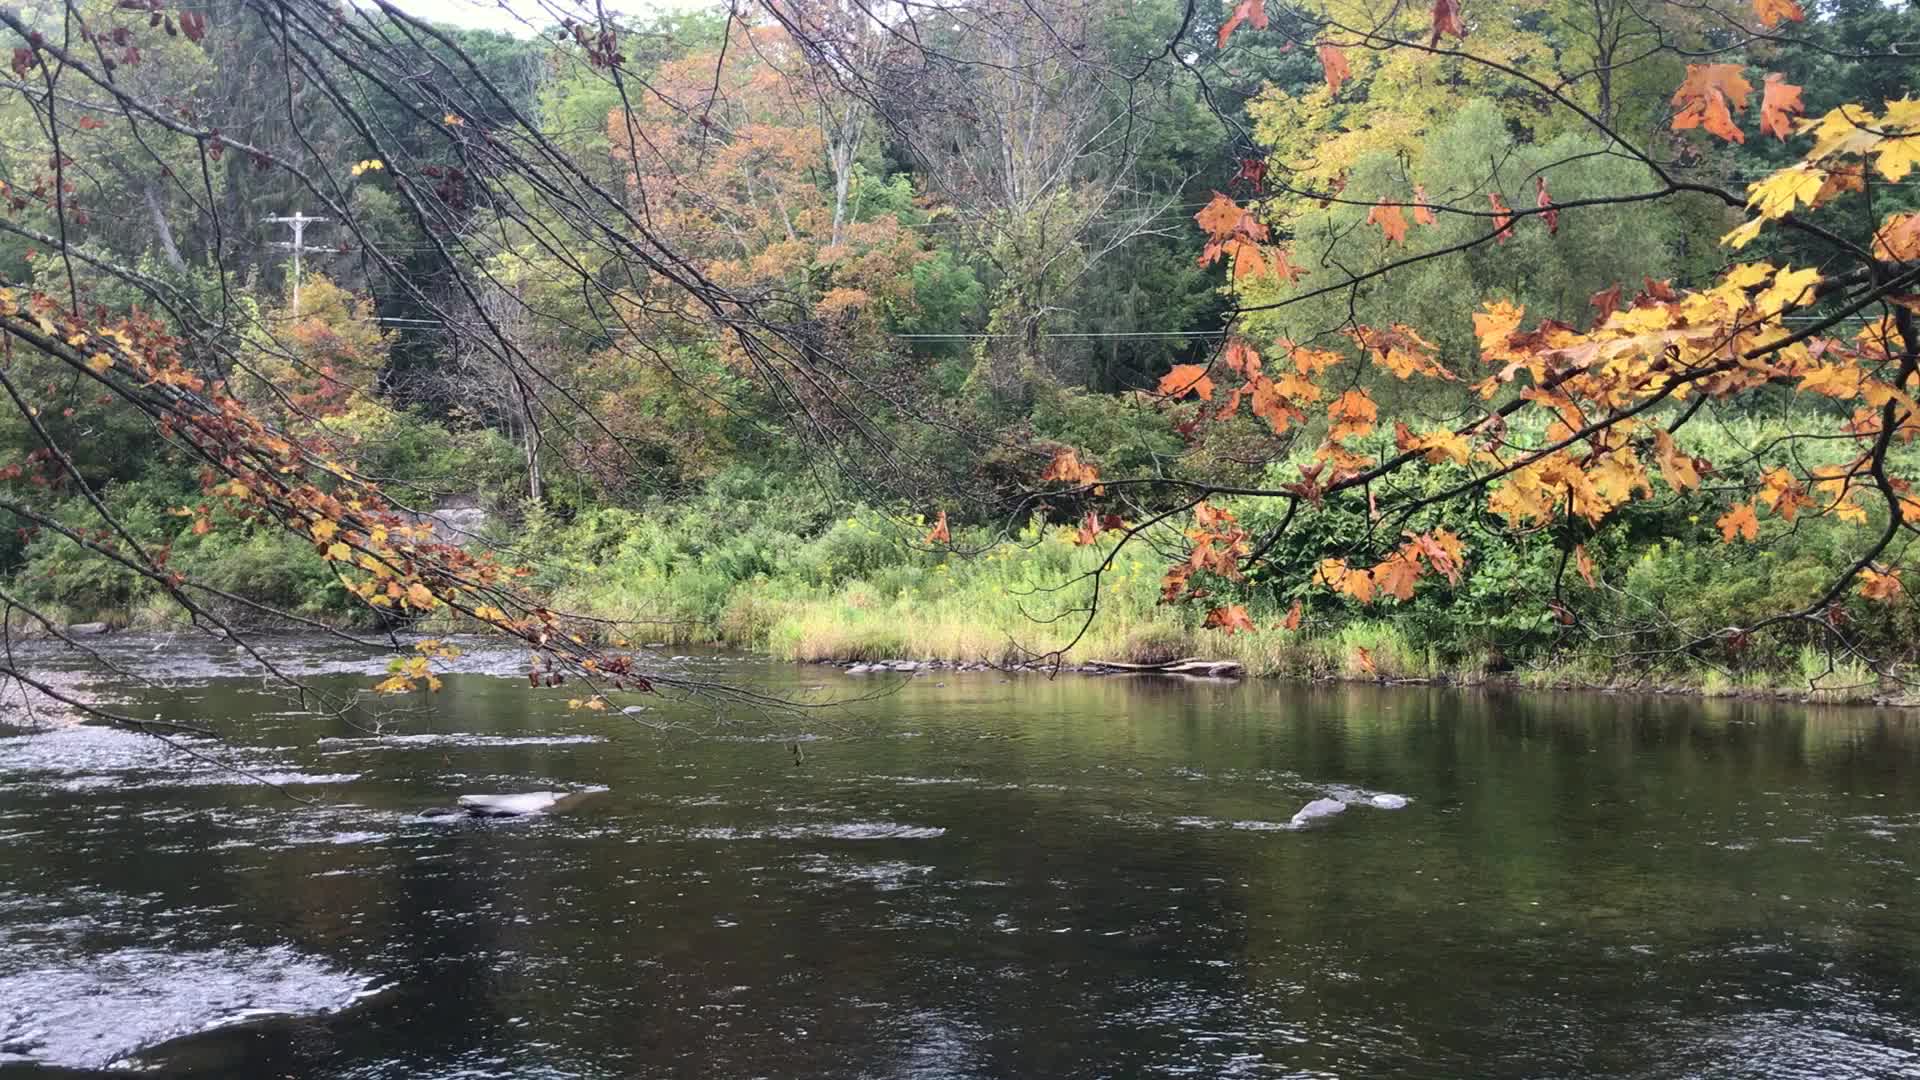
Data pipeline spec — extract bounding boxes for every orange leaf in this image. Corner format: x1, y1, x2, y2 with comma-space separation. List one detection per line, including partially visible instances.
1488, 193, 1515, 243
1352, 646, 1377, 675
1534, 176, 1558, 236
1217, 0, 1268, 48
1759, 74, 1805, 141
1654, 430, 1702, 492
1671, 64, 1753, 144
1716, 502, 1760, 543
1203, 604, 1258, 634
1280, 599, 1302, 631
1367, 200, 1409, 244
1327, 388, 1378, 441
406, 582, 439, 609
1429, 0, 1466, 45
1752, 0, 1803, 27
1040, 447, 1100, 486
1411, 185, 1437, 226
1318, 43, 1350, 97
1159, 364, 1215, 401
1859, 567, 1905, 603
1574, 544, 1597, 588
926, 510, 951, 544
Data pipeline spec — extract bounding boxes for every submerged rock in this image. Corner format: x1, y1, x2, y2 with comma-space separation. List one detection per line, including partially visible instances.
65, 622, 109, 636
1289, 798, 1347, 828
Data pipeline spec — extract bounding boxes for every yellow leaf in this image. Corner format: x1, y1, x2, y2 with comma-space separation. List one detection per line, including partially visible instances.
1876, 135, 1920, 182
326, 542, 351, 562
86, 352, 112, 373
1746, 165, 1825, 220
1720, 217, 1766, 250
311, 519, 339, 543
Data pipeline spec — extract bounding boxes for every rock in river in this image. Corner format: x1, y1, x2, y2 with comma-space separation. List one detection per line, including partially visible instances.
446, 790, 604, 818
1289, 798, 1347, 829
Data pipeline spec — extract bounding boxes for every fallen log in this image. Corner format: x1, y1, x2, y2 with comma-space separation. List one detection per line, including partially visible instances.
1086, 657, 1245, 678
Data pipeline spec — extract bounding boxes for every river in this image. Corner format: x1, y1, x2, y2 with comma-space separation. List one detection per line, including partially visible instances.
2, 635, 1918, 1078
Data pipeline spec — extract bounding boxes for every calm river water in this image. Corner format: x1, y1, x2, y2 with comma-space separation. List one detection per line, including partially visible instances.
3, 636, 1919, 1078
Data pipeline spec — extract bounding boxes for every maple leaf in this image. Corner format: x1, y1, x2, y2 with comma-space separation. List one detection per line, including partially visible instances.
1230, 157, 1268, 192
406, 582, 439, 609
1327, 389, 1378, 441
1159, 364, 1215, 401
1874, 213, 1920, 263
1411, 185, 1437, 226
1654, 430, 1703, 492
1371, 552, 1422, 602
1878, 133, 1920, 183
925, 509, 951, 544
1574, 544, 1597, 588
1535, 176, 1558, 236
1269, 246, 1309, 283
1759, 74, 1805, 141
1279, 599, 1302, 631
1752, 0, 1804, 27
1203, 604, 1258, 634
1671, 65, 1753, 144
1588, 283, 1623, 320
1318, 43, 1351, 98
1217, 0, 1268, 48
1488, 193, 1514, 243
1429, 0, 1466, 46
1716, 502, 1760, 543
1859, 567, 1905, 603
1352, 646, 1378, 676
1367, 200, 1409, 244
1040, 447, 1100, 486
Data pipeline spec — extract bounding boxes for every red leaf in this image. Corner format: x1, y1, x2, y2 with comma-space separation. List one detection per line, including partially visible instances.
1279, 599, 1302, 631
1217, 0, 1268, 48
1230, 157, 1267, 193
1318, 43, 1351, 98
1429, 0, 1466, 46
925, 510, 950, 545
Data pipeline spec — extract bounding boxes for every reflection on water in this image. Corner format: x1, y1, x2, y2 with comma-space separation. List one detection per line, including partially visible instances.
1, 636, 1918, 1078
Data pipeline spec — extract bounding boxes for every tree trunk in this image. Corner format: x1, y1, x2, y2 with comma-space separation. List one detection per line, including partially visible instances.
143, 182, 187, 273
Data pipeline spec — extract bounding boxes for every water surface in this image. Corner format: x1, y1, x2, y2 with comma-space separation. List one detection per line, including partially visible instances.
2, 637, 1917, 1078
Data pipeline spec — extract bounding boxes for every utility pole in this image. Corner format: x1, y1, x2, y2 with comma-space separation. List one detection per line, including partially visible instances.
263, 211, 328, 314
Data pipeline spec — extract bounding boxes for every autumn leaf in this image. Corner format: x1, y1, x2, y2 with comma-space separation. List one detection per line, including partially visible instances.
1874, 213, 1920, 263
1488, 193, 1514, 243
1352, 646, 1377, 675
1371, 552, 1421, 601
1411, 185, 1437, 226
1318, 43, 1351, 98
1760, 74, 1805, 141
1367, 200, 1409, 244
326, 542, 351, 562
925, 509, 950, 544
1752, 0, 1804, 27
1327, 389, 1378, 441
1859, 567, 1904, 602
1279, 599, 1302, 631
1159, 364, 1215, 401
1671, 65, 1753, 144
1654, 429, 1702, 492
1040, 447, 1100, 486
1217, 0, 1268, 48
1716, 502, 1760, 543
1429, 0, 1466, 46
1203, 604, 1257, 634
1534, 176, 1558, 236
1574, 544, 1597, 588
406, 582, 439, 609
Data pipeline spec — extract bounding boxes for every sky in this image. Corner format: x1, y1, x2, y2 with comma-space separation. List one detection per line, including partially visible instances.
372, 0, 711, 37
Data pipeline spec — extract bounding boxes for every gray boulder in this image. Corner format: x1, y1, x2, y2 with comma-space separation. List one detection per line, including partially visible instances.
1289, 798, 1347, 829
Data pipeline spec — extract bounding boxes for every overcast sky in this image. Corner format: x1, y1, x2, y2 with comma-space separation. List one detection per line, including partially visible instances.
374, 0, 711, 37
